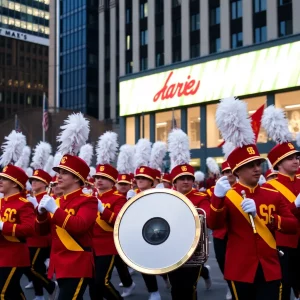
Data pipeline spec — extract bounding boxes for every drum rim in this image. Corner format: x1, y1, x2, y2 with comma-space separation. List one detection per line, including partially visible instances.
113, 188, 201, 275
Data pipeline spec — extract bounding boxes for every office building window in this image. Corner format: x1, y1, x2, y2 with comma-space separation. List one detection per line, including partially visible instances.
188, 107, 201, 149
254, 0, 266, 12
210, 6, 220, 25
172, 0, 181, 8
278, 0, 292, 5
126, 8, 132, 24
126, 61, 133, 74
173, 49, 181, 62
172, 19, 181, 36
190, 13, 200, 31
140, 57, 148, 70
126, 117, 135, 145
140, 30, 148, 45
156, 25, 164, 41
210, 37, 220, 53
156, 53, 164, 67
279, 20, 292, 36
156, 0, 164, 13
254, 26, 267, 43
190, 43, 200, 58
231, 32, 243, 48
126, 35, 132, 50
140, 2, 148, 19
231, 0, 242, 19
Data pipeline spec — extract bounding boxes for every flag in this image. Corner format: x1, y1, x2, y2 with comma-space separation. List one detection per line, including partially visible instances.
42, 94, 49, 132
217, 103, 265, 147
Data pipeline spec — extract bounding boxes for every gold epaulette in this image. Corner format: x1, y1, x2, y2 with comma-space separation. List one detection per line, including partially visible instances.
194, 192, 207, 197
80, 193, 92, 197
260, 187, 279, 193
113, 191, 123, 196
19, 197, 29, 203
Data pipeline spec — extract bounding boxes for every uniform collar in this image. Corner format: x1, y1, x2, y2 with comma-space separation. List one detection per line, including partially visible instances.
3, 192, 21, 201
35, 191, 47, 197
237, 182, 259, 194
98, 187, 115, 198
277, 172, 296, 182
63, 188, 82, 201
184, 188, 194, 196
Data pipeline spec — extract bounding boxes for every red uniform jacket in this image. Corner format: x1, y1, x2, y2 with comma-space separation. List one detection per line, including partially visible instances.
0, 193, 35, 267
184, 188, 210, 216
27, 191, 51, 248
210, 183, 297, 283
263, 173, 300, 248
207, 186, 228, 240
36, 188, 98, 279
92, 187, 126, 256
206, 177, 216, 190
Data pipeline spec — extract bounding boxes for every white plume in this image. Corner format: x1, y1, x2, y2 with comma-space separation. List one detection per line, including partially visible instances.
89, 166, 96, 177
266, 158, 274, 171
222, 141, 236, 158
194, 171, 205, 182
216, 97, 255, 148
50, 152, 63, 176
262, 105, 292, 143
134, 139, 152, 169
206, 157, 220, 175
43, 155, 54, 174
26, 167, 33, 177
258, 174, 266, 186
0, 130, 26, 166
296, 132, 300, 147
150, 142, 167, 171
96, 131, 118, 165
31, 142, 52, 170
168, 129, 190, 170
57, 113, 90, 155
117, 144, 135, 174
79, 144, 94, 166
15, 146, 31, 170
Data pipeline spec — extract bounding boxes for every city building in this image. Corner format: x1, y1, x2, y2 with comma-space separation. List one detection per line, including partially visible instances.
0, 0, 49, 120
117, 0, 300, 171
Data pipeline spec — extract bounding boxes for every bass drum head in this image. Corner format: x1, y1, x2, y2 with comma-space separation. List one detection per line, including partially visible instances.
114, 189, 201, 275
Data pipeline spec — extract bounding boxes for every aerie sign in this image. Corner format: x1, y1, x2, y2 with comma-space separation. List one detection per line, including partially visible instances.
153, 71, 200, 102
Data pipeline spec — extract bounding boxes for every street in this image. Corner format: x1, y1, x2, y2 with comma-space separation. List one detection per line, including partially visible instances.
22, 237, 229, 300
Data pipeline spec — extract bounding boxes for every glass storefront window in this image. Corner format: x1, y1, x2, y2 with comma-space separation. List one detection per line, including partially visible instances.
140, 114, 150, 140
126, 117, 135, 145
155, 110, 181, 142
207, 96, 267, 148
188, 107, 201, 149
275, 90, 300, 140
190, 158, 201, 170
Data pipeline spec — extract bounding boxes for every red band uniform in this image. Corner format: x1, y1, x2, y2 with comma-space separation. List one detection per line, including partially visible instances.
0, 165, 35, 299
35, 155, 98, 299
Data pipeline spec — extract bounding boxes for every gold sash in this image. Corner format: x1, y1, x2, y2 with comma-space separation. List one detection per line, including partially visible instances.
96, 215, 113, 232
267, 179, 296, 203
226, 190, 276, 250
55, 199, 84, 251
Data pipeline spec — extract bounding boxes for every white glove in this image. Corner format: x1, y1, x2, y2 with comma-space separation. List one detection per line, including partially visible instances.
214, 176, 231, 197
26, 194, 38, 209
82, 187, 93, 195
199, 187, 206, 192
98, 199, 105, 213
0, 221, 3, 230
126, 189, 136, 200
38, 195, 58, 214
295, 193, 300, 208
258, 175, 266, 186
241, 198, 257, 217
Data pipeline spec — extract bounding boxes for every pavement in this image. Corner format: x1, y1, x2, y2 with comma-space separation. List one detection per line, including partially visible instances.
22, 235, 230, 299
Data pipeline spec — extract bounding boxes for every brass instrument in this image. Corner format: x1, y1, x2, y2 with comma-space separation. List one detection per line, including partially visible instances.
241, 190, 257, 234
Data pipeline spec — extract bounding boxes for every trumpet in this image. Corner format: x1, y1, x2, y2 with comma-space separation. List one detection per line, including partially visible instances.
39, 182, 54, 213
241, 190, 257, 234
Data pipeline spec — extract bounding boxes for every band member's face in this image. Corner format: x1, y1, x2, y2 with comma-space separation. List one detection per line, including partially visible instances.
31, 179, 47, 193
94, 176, 114, 192
277, 154, 299, 175
135, 176, 153, 191
0, 177, 17, 194
57, 169, 80, 190
235, 160, 262, 186
222, 170, 236, 186
163, 181, 172, 189
52, 183, 63, 196
153, 179, 160, 187
174, 175, 194, 194
116, 182, 131, 195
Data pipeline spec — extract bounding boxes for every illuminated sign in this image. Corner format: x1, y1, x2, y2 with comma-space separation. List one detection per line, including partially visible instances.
120, 41, 300, 116
0, 28, 49, 46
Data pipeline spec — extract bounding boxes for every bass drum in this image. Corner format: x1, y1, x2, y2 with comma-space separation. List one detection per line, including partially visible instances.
113, 189, 201, 275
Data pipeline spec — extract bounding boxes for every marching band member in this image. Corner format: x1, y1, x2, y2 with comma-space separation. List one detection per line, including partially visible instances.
167, 128, 211, 300
207, 160, 236, 300
194, 171, 205, 191
36, 113, 98, 299
89, 131, 130, 300
206, 157, 220, 190
0, 130, 35, 299
210, 97, 298, 299
133, 138, 162, 300
262, 105, 300, 300
161, 173, 172, 189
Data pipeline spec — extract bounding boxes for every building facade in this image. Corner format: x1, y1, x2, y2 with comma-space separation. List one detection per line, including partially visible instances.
0, 0, 49, 120
115, 0, 300, 171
